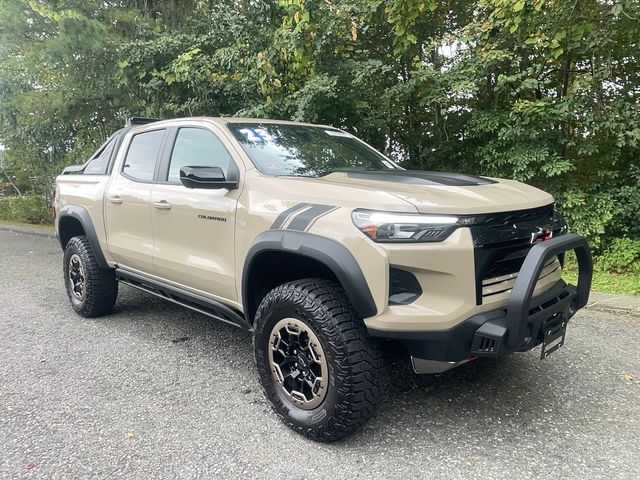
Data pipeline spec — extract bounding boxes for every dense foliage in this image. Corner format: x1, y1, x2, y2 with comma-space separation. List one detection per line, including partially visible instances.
1, 0, 638, 263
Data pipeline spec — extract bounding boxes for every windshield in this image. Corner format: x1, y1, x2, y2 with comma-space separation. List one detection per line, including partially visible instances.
227, 123, 399, 177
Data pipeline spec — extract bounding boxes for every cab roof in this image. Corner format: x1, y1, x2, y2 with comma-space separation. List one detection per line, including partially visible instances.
126, 116, 333, 130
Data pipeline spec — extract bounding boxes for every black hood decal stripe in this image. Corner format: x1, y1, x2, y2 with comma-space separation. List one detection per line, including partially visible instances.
271, 203, 337, 232
345, 170, 497, 186
270, 203, 310, 229
287, 204, 337, 231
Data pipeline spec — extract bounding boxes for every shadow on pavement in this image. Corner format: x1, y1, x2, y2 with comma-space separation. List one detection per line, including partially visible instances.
110, 284, 564, 446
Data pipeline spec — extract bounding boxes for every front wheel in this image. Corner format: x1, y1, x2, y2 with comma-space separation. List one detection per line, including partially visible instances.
253, 278, 386, 442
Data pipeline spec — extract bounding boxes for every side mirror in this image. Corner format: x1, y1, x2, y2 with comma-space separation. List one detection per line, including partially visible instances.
179, 166, 239, 190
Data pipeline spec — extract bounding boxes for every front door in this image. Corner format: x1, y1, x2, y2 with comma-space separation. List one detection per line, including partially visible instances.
104, 128, 166, 274
150, 125, 241, 302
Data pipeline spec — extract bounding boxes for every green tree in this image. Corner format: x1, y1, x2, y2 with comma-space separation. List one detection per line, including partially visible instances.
0, 0, 638, 257
460, 0, 640, 248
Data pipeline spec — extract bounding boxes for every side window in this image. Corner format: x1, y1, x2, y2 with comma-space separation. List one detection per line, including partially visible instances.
84, 136, 117, 175
122, 129, 165, 182
167, 128, 231, 183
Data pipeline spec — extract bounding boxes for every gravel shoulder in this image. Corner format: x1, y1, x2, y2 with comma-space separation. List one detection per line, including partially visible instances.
1, 231, 639, 480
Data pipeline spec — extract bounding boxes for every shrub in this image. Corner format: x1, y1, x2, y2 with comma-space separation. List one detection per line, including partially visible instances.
0, 195, 54, 225
598, 237, 640, 275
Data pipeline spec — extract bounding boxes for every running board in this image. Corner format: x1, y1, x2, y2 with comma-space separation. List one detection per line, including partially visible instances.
115, 269, 251, 331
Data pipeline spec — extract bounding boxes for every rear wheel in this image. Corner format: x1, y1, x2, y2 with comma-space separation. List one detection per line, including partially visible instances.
63, 236, 118, 317
253, 278, 386, 442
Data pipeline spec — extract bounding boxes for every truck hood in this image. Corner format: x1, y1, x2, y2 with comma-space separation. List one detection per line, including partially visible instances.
300, 171, 554, 214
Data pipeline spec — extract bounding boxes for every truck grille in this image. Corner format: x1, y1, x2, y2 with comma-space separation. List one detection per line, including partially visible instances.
470, 203, 565, 305
480, 204, 555, 227
481, 256, 561, 299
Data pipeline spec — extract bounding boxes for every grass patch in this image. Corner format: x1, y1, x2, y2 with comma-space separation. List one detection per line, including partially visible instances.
0, 219, 54, 230
563, 255, 640, 296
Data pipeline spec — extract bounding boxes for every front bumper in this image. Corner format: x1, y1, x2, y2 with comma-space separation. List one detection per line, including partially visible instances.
368, 234, 593, 372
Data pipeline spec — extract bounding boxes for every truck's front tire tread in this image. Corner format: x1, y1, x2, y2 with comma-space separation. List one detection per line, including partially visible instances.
63, 236, 118, 318
253, 278, 386, 442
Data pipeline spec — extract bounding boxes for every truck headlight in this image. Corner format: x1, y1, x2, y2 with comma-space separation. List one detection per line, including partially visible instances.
352, 209, 467, 243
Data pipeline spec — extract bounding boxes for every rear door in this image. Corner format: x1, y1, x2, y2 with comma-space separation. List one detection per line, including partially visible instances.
150, 123, 241, 302
104, 127, 167, 273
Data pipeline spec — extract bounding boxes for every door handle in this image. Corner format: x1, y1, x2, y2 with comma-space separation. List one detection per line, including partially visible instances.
153, 200, 172, 211
108, 196, 123, 205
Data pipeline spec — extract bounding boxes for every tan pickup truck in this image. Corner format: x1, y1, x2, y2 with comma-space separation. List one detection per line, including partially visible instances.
54, 117, 593, 441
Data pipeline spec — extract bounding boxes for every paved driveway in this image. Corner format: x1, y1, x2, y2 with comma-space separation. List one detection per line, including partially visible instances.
0, 230, 638, 479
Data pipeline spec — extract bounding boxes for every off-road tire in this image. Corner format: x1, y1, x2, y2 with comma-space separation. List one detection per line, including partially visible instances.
63, 235, 118, 318
253, 278, 386, 442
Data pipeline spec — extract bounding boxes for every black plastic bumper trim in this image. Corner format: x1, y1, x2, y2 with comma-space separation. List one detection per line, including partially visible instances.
505, 233, 591, 348
368, 234, 592, 362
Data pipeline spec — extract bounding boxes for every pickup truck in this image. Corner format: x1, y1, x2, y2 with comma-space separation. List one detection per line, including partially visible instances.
54, 116, 593, 441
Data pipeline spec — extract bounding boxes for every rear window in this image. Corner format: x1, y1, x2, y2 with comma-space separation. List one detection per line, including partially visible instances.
84, 135, 117, 175
122, 129, 165, 182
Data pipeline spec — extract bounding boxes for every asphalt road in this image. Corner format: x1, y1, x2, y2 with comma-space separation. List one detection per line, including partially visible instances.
1, 230, 639, 480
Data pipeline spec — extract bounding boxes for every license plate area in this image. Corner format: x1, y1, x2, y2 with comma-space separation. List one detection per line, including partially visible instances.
540, 310, 567, 359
